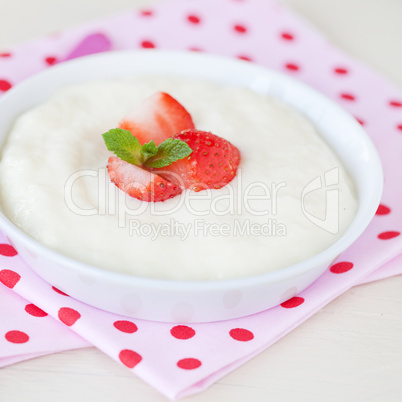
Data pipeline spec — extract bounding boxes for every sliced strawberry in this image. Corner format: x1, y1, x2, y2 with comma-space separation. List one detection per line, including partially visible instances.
154, 129, 241, 192
119, 92, 195, 145
107, 156, 182, 202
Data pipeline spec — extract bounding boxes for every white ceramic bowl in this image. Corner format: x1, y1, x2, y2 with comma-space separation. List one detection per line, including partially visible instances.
0, 50, 383, 322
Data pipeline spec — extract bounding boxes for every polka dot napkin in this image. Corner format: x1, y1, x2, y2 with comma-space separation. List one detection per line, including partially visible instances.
1, 0, 402, 399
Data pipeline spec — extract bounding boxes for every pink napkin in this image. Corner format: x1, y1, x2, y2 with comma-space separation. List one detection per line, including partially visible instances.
1, 0, 402, 399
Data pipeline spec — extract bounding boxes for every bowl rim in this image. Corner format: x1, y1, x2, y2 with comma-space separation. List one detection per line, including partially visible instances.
0, 49, 384, 291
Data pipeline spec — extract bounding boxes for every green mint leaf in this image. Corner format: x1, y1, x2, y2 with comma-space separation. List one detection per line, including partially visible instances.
140, 140, 158, 163
102, 128, 142, 166
144, 138, 193, 168
102, 128, 192, 168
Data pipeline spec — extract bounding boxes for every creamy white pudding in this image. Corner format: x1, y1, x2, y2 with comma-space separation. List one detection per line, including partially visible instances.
0, 76, 358, 280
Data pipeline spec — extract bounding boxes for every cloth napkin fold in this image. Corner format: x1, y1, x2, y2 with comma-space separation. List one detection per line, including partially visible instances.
1, 0, 402, 399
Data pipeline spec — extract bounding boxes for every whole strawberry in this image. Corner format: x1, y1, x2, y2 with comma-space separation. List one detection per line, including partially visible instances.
155, 129, 241, 192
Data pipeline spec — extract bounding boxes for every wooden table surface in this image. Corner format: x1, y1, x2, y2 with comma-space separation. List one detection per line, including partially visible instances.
1, 0, 401, 401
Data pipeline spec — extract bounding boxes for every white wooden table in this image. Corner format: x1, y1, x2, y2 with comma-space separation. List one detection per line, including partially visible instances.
1, 0, 402, 400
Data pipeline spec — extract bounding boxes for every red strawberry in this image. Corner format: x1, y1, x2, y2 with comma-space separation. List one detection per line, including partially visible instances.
107, 156, 182, 202
119, 92, 195, 145
154, 129, 241, 192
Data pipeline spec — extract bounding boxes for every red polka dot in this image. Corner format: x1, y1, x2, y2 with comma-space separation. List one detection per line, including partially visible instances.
45, 56, 57, 66
378, 231, 400, 240
0, 52, 11, 57
389, 100, 402, 107
170, 325, 196, 340
140, 10, 153, 16
234, 24, 247, 33
281, 296, 304, 308
52, 286, 69, 296
188, 47, 203, 52
376, 204, 391, 215
229, 328, 254, 342
141, 40, 155, 49
330, 261, 354, 274
355, 117, 364, 125
119, 349, 142, 368
0, 269, 21, 289
334, 67, 348, 75
340, 93, 356, 101
25, 304, 48, 317
177, 358, 201, 370
0, 79, 12, 91
237, 55, 253, 62
0, 243, 18, 256
285, 63, 299, 71
113, 320, 138, 333
397, 124, 402, 131
281, 32, 294, 41
187, 15, 201, 24
58, 307, 81, 326
5, 330, 29, 344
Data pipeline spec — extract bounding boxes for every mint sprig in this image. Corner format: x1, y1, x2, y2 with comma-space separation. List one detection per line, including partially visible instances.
145, 138, 193, 168
102, 128, 192, 168
102, 128, 143, 165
